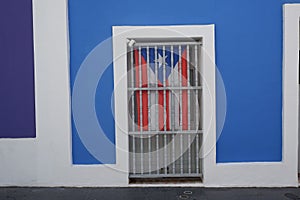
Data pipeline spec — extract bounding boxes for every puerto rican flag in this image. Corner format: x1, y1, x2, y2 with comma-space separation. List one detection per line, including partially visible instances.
134, 46, 188, 131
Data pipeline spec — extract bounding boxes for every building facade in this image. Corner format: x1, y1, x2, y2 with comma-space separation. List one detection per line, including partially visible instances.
0, 0, 300, 187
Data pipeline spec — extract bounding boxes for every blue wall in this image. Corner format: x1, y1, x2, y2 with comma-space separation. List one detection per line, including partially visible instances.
68, 0, 300, 164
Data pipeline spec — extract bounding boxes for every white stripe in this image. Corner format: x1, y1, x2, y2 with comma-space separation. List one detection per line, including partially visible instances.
168, 62, 180, 130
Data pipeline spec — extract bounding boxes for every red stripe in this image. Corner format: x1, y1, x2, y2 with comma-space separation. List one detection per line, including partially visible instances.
166, 84, 170, 130
158, 82, 170, 131
181, 49, 188, 130
134, 49, 148, 131
158, 89, 164, 130
134, 50, 140, 130
141, 55, 148, 131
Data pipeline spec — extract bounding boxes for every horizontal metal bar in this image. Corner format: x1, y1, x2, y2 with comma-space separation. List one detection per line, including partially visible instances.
128, 86, 202, 91
133, 41, 202, 47
129, 173, 202, 178
129, 130, 203, 135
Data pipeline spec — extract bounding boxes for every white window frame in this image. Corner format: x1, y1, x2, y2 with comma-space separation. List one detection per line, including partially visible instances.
282, 3, 300, 186
112, 25, 216, 184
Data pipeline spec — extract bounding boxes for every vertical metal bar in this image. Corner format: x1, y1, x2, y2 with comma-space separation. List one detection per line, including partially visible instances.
172, 133, 175, 174
196, 134, 199, 174
156, 134, 159, 175
171, 46, 174, 129
178, 45, 183, 174
187, 45, 191, 131
163, 45, 167, 132
130, 47, 136, 174
164, 133, 167, 174
179, 45, 183, 131
195, 44, 199, 173
180, 134, 183, 174
170, 45, 176, 174
188, 134, 191, 174
163, 45, 167, 174
147, 46, 151, 131
155, 46, 159, 174
138, 46, 144, 174
155, 46, 158, 131
195, 45, 199, 127
131, 47, 135, 132
148, 135, 151, 174
146, 46, 151, 174
187, 45, 191, 174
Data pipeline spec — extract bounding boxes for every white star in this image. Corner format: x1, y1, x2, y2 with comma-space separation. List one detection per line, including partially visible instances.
154, 54, 168, 67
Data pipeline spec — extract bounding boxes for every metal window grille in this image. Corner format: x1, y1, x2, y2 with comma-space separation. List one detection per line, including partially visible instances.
127, 39, 203, 179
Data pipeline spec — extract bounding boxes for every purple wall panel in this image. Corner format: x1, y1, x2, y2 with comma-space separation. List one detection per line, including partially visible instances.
0, 0, 36, 138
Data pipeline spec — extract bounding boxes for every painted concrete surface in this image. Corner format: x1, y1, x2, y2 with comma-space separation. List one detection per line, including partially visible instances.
1, 187, 300, 200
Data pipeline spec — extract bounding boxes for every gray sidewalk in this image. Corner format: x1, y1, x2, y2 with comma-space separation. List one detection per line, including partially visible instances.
1, 187, 300, 200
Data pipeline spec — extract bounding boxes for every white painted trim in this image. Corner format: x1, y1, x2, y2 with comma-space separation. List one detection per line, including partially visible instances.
283, 3, 300, 184
112, 25, 216, 185
31, 0, 128, 187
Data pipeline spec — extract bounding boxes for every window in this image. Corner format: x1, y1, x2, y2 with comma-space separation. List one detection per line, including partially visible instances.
127, 39, 203, 179
112, 25, 216, 183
